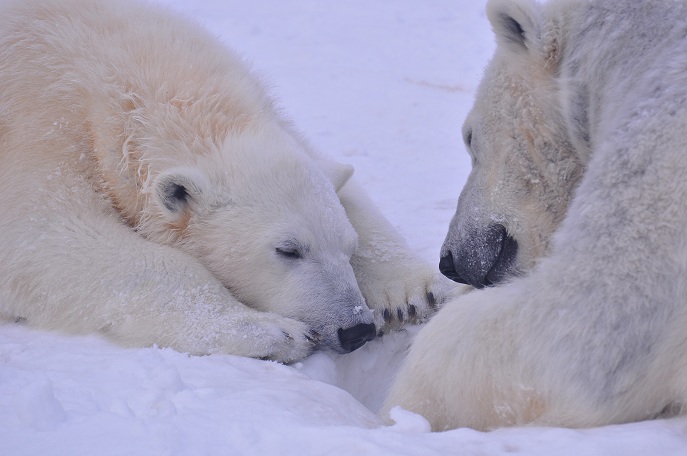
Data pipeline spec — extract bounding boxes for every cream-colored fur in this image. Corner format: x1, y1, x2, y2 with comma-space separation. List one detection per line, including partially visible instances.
0, 0, 454, 362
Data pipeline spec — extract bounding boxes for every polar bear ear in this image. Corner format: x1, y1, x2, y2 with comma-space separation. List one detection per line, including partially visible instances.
153, 167, 208, 221
321, 161, 355, 192
487, 0, 541, 53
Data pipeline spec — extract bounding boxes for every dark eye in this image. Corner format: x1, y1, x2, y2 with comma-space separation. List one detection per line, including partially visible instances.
464, 128, 473, 148
276, 247, 302, 259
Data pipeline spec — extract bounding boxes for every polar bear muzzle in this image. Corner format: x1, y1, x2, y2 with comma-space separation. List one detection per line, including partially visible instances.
439, 223, 518, 288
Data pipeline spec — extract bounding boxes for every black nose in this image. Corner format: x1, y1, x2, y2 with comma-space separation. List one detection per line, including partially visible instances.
439, 251, 462, 282
338, 323, 376, 353
440, 224, 518, 288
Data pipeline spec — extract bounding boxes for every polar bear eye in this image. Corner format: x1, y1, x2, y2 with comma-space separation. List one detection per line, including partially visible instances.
463, 128, 477, 165
275, 245, 303, 260
464, 128, 473, 148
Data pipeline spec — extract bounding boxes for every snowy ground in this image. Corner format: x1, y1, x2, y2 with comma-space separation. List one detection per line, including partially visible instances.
2, 1, 687, 455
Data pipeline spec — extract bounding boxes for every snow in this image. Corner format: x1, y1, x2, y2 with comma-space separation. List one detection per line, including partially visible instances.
2, 1, 687, 455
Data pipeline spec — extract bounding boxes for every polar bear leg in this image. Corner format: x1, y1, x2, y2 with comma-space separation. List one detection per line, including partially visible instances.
337, 178, 462, 333
0, 210, 314, 362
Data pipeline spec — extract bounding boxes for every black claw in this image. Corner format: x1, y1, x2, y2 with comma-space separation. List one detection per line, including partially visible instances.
397, 307, 404, 322
306, 330, 321, 344
427, 291, 437, 309
408, 304, 417, 319
383, 308, 392, 323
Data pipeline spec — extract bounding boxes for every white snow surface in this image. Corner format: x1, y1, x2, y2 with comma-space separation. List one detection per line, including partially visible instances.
2, 1, 687, 454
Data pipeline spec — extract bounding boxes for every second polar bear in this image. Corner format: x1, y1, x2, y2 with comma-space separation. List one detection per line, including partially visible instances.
0, 0, 453, 362
385, 0, 687, 430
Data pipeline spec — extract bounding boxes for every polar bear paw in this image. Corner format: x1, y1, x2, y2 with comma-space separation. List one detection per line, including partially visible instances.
356, 259, 469, 335
221, 312, 317, 363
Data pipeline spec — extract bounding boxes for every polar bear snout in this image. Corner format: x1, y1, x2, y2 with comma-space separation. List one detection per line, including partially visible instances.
337, 323, 376, 353
440, 224, 518, 288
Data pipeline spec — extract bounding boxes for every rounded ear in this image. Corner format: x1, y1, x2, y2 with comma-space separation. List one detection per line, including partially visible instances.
153, 167, 208, 221
329, 163, 354, 192
319, 160, 354, 192
487, 0, 541, 53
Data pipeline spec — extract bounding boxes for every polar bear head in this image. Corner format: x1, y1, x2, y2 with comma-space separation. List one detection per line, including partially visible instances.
139, 123, 375, 354
86, 23, 378, 354
439, 0, 584, 288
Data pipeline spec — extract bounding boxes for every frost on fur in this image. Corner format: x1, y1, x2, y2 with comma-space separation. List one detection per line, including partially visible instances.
386, 0, 687, 430
0, 0, 454, 362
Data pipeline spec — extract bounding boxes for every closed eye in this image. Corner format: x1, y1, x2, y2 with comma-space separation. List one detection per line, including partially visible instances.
276, 246, 302, 260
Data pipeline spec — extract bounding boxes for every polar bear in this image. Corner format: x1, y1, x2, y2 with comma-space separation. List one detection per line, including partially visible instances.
384, 0, 687, 430
0, 0, 452, 363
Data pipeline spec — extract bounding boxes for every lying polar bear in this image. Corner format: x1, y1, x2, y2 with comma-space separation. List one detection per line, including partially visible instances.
0, 0, 453, 363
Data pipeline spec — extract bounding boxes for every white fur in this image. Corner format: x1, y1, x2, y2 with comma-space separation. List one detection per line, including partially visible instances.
0, 0, 455, 362
384, 0, 687, 430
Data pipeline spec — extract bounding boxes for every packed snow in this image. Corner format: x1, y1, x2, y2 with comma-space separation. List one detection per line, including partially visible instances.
2, 1, 687, 455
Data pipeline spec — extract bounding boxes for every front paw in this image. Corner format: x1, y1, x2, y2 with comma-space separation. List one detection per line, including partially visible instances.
358, 261, 469, 334
225, 313, 317, 363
